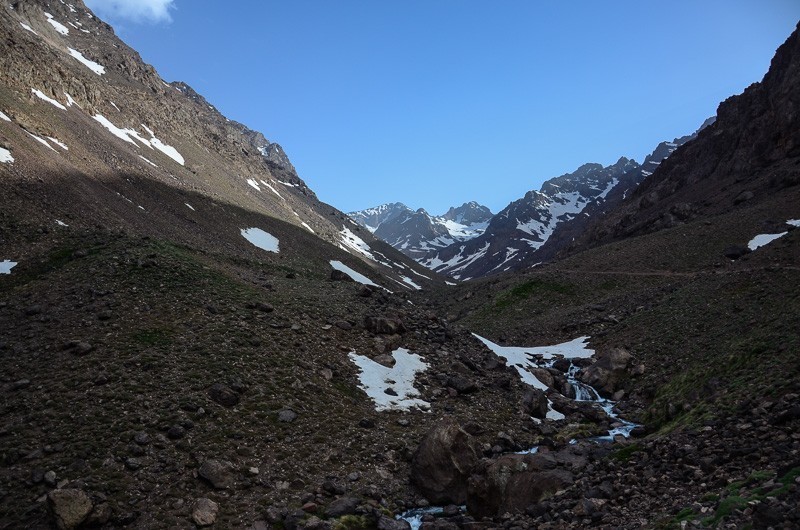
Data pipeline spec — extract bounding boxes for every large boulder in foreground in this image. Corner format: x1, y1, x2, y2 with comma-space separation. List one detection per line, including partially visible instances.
467, 453, 574, 518
410, 418, 479, 504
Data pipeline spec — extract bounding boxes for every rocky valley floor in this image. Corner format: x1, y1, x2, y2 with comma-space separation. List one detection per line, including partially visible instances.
2, 200, 799, 529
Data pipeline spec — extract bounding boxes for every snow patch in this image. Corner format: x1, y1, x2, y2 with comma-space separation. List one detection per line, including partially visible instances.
0, 110, 10, 121
93, 114, 136, 144
329, 260, 387, 290
748, 232, 786, 250
259, 180, 284, 199
400, 276, 422, 290
138, 155, 157, 167
241, 227, 279, 253
301, 222, 315, 233
339, 226, 375, 260
0, 260, 18, 274
68, 48, 105, 75
185, 203, 195, 211
56, 220, 69, 227
32, 89, 66, 110
0, 147, 13, 164
27, 132, 57, 152
473, 334, 594, 421
44, 12, 69, 35
64, 92, 77, 107
148, 134, 184, 165
20, 22, 38, 34
746, 220, 799, 251
349, 348, 430, 411
47, 137, 68, 150
92, 115, 185, 165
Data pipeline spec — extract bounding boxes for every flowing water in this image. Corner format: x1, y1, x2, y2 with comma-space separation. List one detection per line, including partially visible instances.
399, 346, 639, 528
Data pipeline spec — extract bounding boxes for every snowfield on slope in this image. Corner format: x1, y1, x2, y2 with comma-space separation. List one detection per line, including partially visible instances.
329, 260, 388, 291
1, 260, 18, 274
474, 334, 595, 421
0, 147, 13, 164
93, 115, 185, 165
339, 226, 376, 260
68, 48, 105, 75
241, 228, 279, 253
748, 220, 800, 250
349, 348, 430, 411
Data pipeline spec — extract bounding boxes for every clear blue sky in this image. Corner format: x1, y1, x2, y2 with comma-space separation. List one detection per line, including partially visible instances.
86, 0, 800, 215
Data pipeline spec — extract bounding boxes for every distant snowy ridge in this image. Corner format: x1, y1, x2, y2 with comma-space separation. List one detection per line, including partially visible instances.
348, 201, 493, 260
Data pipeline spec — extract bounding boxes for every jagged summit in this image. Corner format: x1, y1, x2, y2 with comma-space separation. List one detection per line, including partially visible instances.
2, 4, 800, 529
349, 201, 493, 259
419, 157, 639, 279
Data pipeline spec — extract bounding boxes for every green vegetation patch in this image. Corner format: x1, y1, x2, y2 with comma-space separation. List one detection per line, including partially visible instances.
494, 278, 577, 309
611, 442, 642, 462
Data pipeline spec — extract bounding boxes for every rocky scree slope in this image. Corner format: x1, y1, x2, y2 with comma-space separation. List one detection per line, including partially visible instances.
349, 202, 492, 260
418, 118, 714, 281
533, 117, 715, 264
406, 23, 800, 529
576, 21, 800, 250
0, 0, 439, 291
1, 3, 799, 530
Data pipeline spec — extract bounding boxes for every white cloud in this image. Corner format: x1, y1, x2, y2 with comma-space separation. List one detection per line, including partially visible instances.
84, 0, 176, 24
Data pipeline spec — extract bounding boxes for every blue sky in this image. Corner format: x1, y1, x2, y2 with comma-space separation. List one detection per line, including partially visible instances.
86, 1, 800, 215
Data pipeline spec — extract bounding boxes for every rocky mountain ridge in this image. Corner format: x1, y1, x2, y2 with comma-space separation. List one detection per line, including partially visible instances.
574, 22, 800, 249
0, 0, 441, 292
349, 201, 492, 260
1, 3, 799, 529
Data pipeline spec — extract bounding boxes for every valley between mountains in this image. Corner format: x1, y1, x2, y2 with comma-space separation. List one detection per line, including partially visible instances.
1, 2, 800, 529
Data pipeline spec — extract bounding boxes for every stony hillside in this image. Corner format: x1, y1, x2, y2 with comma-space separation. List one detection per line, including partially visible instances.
577, 22, 800, 249
0, 0, 440, 293
532, 118, 714, 264
1, 2, 799, 530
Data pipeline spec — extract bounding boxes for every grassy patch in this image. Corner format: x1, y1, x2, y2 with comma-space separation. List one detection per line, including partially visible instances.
494, 278, 577, 309
130, 327, 173, 347
701, 495, 747, 527
333, 515, 371, 530
611, 442, 642, 462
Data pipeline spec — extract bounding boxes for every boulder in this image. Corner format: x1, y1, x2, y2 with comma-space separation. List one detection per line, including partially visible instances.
446, 375, 477, 394
578, 348, 632, 397
199, 459, 235, 489
377, 515, 412, 530
47, 489, 93, 530
330, 269, 354, 282
467, 453, 573, 518
192, 498, 219, 526
521, 386, 549, 419
723, 245, 750, 260
364, 316, 406, 335
410, 418, 479, 504
323, 496, 359, 518
208, 383, 240, 407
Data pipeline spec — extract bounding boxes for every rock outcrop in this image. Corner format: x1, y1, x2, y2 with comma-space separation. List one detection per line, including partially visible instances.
410, 418, 479, 504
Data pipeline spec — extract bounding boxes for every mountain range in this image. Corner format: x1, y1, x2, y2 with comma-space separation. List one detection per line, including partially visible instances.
353, 118, 713, 280
2, 2, 799, 529
348, 202, 493, 260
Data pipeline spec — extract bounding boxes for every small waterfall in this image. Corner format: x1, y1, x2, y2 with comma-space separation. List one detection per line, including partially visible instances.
398, 339, 640, 525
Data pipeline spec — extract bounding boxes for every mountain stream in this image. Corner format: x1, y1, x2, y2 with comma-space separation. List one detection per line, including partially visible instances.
399, 335, 639, 528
